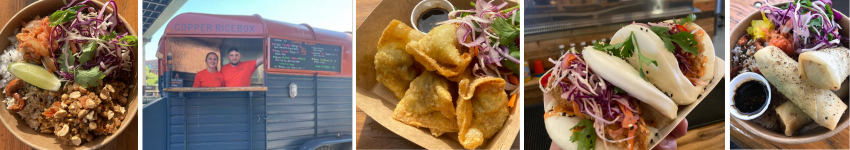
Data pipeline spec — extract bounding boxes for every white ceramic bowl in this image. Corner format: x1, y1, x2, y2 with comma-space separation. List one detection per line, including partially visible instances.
728, 72, 772, 120
410, 0, 454, 33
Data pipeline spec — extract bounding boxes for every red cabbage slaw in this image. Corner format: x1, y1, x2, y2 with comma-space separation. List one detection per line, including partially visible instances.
761, 0, 845, 53
49, 0, 136, 85
439, 0, 519, 94
541, 50, 641, 145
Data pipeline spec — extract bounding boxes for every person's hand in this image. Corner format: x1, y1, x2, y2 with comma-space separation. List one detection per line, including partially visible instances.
547, 119, 688, 150
652, 119, 688, 150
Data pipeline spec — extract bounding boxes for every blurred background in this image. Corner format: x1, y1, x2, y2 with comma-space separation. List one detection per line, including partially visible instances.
522, 0, 725, 149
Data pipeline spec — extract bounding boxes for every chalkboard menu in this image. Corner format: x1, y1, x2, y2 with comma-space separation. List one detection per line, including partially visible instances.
269, 38, 342, 72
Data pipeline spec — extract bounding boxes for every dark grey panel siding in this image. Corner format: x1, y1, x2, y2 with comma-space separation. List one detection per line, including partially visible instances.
265, 74, 353, 150
167, 91, 266, 150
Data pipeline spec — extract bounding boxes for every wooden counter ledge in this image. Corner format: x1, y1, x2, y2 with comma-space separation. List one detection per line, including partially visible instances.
162, 87, 269, 92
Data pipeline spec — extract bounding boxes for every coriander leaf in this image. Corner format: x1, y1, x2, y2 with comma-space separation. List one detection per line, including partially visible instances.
66, 5, 85, 12
78, 42, 97, 63
669, 32, 699, 55
675, 14, 697, 25
118, 35, 139, 46
493, 17, 519, 46
100, 31, 118, 41
613, 87, 626, 94
630, 32, 658, 81
650, 26, 678, 53
591, 32, 658, 81
826, 4, 834, 20
58, 44, 75, 73
638, 52, 658, 80
501, 5, 520, 14
620, 33, 635, 57
649, 26, 669, 35
808, 17, 823, 29
659, 36, 676, 53
592, 41, 624, 56
651, 26, 699, 55
75, 67, 105, 88
501, 48, 520, 74
570, 119, 596, 150
49, 10, 76, 27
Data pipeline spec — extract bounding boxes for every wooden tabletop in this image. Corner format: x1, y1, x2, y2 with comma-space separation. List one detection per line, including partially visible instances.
355, 0, 518, 149
0, 0, 138, 149
730, 0, 793, 31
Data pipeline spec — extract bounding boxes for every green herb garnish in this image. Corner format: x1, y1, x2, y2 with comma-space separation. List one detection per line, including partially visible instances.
593, 32, 657, 81
75, 67, 106, 88
118, 35, 139, 46
650, 26, 699, 55
613, 87, 626, 94
49, 10, 76, 27
570, 119, 597, 150
675, 14, 697, 25
100, 31, 118, 41
78, 42, 97, 63
493, 17, 519, 46
501, 47, 520, 74
826, 4, 834, 20
58, 45, 75, 73
66, 5, 86, 13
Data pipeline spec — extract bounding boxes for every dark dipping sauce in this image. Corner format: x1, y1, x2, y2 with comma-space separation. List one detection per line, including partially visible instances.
733, 80, 768, 115
416, 8, 448, 33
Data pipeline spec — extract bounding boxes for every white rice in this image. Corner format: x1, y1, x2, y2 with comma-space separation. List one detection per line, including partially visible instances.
1, 29, 22, 109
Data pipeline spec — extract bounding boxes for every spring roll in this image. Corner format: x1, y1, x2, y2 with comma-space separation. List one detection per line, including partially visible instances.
799, 47, 850, 90
832, 79, 850, 99
754, 46, 848, 130
775, 102, 813, 136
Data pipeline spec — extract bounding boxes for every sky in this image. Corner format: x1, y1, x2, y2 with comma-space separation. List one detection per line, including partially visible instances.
142, 0, 353, 61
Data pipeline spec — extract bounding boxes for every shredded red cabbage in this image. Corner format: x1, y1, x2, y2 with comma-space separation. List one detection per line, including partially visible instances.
50, 0, 136, 80
761, 0, 844, 53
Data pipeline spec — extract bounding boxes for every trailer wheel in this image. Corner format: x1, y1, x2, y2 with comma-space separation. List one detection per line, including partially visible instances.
315, 145, 333, 150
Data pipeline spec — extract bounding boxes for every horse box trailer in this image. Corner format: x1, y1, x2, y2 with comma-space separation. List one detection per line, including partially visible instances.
145, 13, 353, 150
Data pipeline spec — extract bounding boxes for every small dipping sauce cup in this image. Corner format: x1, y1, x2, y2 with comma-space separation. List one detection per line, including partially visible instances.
411, 0, 454, 33
729, 72, 772, 120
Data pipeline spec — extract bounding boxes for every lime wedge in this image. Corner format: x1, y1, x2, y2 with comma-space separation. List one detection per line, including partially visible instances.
8, 63, 61, 91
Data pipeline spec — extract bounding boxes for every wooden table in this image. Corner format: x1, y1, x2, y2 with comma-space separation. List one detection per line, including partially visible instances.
0, 0, 138, 150
355, 0, 518, 149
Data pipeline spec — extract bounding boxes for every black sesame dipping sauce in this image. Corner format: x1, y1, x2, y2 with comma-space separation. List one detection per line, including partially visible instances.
733, 80, 768, 115
416, 8, 449, 33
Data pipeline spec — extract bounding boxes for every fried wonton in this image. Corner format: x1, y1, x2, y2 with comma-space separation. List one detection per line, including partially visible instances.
456, 77, 509, 149
375, 20, 426, 99
392, 71, 458, 136
405, 23, 472, 79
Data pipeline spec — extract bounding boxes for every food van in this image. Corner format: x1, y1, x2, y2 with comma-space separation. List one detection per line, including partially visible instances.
144, 13, 353, 150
